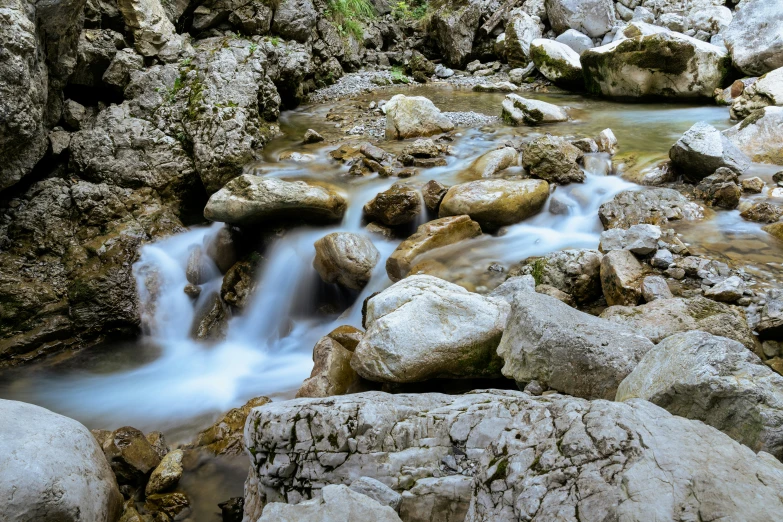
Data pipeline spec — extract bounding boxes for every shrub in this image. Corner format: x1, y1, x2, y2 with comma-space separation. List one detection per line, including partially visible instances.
327, 0, 376, 38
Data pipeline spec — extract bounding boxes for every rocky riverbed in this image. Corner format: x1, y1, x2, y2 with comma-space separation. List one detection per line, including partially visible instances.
4, 0, 783, 521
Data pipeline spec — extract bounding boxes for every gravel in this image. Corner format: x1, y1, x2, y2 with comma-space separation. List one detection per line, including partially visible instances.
444, 112, 500, 127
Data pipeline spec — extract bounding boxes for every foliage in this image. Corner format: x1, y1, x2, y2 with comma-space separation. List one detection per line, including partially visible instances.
392, 0, 428, 20
391, 65, 410, 84
326, 0, 376, 39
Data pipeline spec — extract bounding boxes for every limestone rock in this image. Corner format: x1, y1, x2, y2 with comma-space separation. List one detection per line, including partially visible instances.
640, 275, 672, 302
102, 47, 144, 90
545, 0, 616, 38
259, 484, 402, 522
297, 334, 360, 399
724, 106, 783, 164
350, 477, 402, 512
599, 224, 661, 254
422, 180, 448, 211
600, 249, 643, 306
505, 8, 543, 67
384, 95, 455, 140
117, 0, 182, 58
740, 201, 783, 223
529, 38, 583, 86
145, 449, 183, 495
363, 184, 421, 226
271, 0, 316, 42
669, 121, 750, 181
191, 396, 270, 456
522, 135, 584, 184
723, 0, 783, 76
463, 147, 518, 179
599, 188, 703, 229
313, 233, 379, 290
502, 94, 568, 125
514, 249, 603, 304
694, 168, 742, 209
731, 67, 783, 120
555, 28, 593, 54
429, 2, 481, 67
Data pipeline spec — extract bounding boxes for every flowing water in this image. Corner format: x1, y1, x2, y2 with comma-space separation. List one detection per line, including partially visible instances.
2, 83, 783, 519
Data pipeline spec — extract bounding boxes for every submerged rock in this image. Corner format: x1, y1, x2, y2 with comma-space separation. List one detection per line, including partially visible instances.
384, 95, 455, 140
522, 135, 584, 184
599, 188, 703, 229
313, 233, 379, 290
529, 38, 583, 86
501, 93, 569, 125
723, 106, 783, 164
669, 122, 750, 181
723, 0, 783, 76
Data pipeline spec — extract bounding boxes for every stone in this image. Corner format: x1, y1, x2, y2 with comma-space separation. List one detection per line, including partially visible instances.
117, 0, 183, 58
384, 95, 455, 140
100, 426, 161, 486
49, 129, 71, 155
599, 224, 661, 254
514, 249, 603, 304
723, 0, 783, 76
145, 449, 183, 495
529, 38, 583, 86
191, 0, 273, 35
363, 184, 421, 226
509, 64, 536, 84
582, 32, 731, 98
219, 497, 244, 522
601, 296, 756, 349
422, 180, 448, 211
0, 399, 123, 522
522, 135, 584, 184
731, 67, 783, 120
271, 0, 316, 42
502, 94, 569, 125
191, 396, 270, 456
204, 175, 347, 226
740, 202, 783, 223
705, 275, 746, 303
350, 477, 402, 512
641, 275, 672, 302
386, 216, 482, 282
221, 258, 258, 310
669, 122, 751, 181
555, 28, 593, 54
651, 248, 673, 268
303, 129, 324, 144
596, 128, 618, 154
144, 492, 189, 518
505, 8, 543, 67
724, 107, 783, 164
403, 139, 439, 158
601, 249, 643, 306
102, 48, 144, 90
439, 179, 550, 231
313, 233, 380, 290
146, 432, 168, 459
463, 147, 518, 179
535, 284, 575, 306
498, 290, 654, 399
350, 275, 508, 383
617, 331, 783, 459
62, 99, 87, 130
434, 64, 454, 78
429, 2, 481, 67
694, 168, 742, 209
70, 29, 126, 87
763, 222, 783, 242
599, 188, 703, 229
473, 82, 518, 93
259, 484, 402, 522
742, 176, 765, 193
545, 0, 616, 37
297, 335, 359, 399
244, 391, 783, 522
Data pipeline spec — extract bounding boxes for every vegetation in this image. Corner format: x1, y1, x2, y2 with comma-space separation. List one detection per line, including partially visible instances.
391, 65, 410, 83
326, 0, 376, 39
392, 0, 428, 20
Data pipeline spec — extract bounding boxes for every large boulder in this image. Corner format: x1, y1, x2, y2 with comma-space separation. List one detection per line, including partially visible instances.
313, 233, 379, 290
0, 399, 123, 521
617, 331, 783, 459
350, 275, 509, 383
505, 8, 543, 67
204, 175, 347, 226
723, 0, 783, 76
386, 216, 482, 282
529, 38, 583, 86
581, 32, 731, 99
599, 188, 703, 229
730, 67, 783, 120
243, 391, 783, 521
439, 179, 550, 231
501, 94, 568, 125
259, 485, 402, 522
498, 289, 654, 399
270, 0, 316, 42
723, 106, 783, 164
191, 0, 273, 35
545, 0, 615, 38
555, 28, 593, 54
513, 249, 603, 304
601, 295, 757, 349
429, 1, 481, 67
669, 121, 750, 181
384, 95, 455, 140
521, 135, 584, 184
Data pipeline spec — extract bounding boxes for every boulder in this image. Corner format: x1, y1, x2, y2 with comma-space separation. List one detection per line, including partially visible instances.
70, 29, 126, 87
296, 333, 361, 399
617, 331, 783, 459
640, 275, 672, 302
740, 202, 783, 223
704, 275, 746, 303
386, 216, 482, 282
439, 179, 550, 231
313, 233, 379, 290
501, 94, 569, 125
99, 426, 162, 486
244, 391, 783, 522
669, 122, 750, 181
191, 0, 273, 35
145, 449, 183, 495
730, 67, 783, 120
191, 396, 270, 456
582, 32, 731, 98
117, 0, 183, 59
723, 0, 783, 76
599, 224, 661, 254
521, 135, 584, 184
545, 0, 616, 38
102, 47, 144, 90
204, 175, 347, 226
271, 0, 317, 43
513, 249, 603, 304
599, 188, 703, 229
694, 167, 742, 209
505, 8, 543, 67
384, 95, 455, 140
600, 249, 643, 306
259, 485, 402, 522
555, 28, 593, 54
363, 184, 421, 226
0, 399, 123, 522
350, 275, 508, 383
429, 2, 481, 67
421, 180, 448, 211
463, 147, 518, 179
529, 38, 583, 86
349, 477, 402, 512
723, 106, 783, 164
601, 295, 756, 349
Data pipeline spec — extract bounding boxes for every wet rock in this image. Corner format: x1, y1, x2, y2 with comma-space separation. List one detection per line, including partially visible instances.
101, 426, 162, 486
421, 180, 448, 212
363, 184, 421, 226
723, 0, 783, 76
145, 492, 189, 519
146, 431, 168, 459
221, 257, 259, 310
530, 38, 583, 86
522, 135, 584, 184
730, 67, 783, 120
741, 176, 765, 193
599, 224, 661, 255
502, 94, 568, 125
271, 0, 316, 42
546, 0, 615, 38
0, 400, 123, 522
204, 175, 346, 226
463, 147, 518, 179
724, 107, 783, 164
596, 128, 618, 154
555, 28, 593, 54
669, 122, 750, 181
260, 484, 402, 522
439, 179, 550, 231
350, 477, 402, 512
601, 296, 756, 349
617, 331, 783, 459
350, 275, 508, 383
508, 63, 536, 84
705, 275, 746, 303
641, 275, 672, 302
145, 449, 183, 495
499, 289, 653, 399
473, 81, 518, 93
219, 497, 244, 522
694, 168, 742, 209
582, 32, 731, 98
191, 396, 270, 456
599, 188, 704, 229
117, 0, 183, 59
384, 95, 455, 140
303, 129, 324, 144
386, 216, 482, 282
186, 246, 209, 285
505, 8, 543, 67
297, 334, 360, 399
763, 222, 783, 242
601, 249, 643, 306
514, 249, 603, 304
313, 233, 379, 291
740, 202, 783, 223
191, 292, 230, 341
402, 139, 439, 158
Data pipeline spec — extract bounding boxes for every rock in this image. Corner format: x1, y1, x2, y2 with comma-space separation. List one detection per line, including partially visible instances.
651, 248, 673, 268
434, 64, 454, 78
599, 188, 703, 229
596, 128, 618, 154
730, 67, 783, 120
601, 296, 756, 349
529, 38, 584, 86
723, 0, 783, 76
244, 391, 783, 522
146, 431, 168, 459
641, 275, 672, 302
62, 99, 87, 130
742, 176, 765, 193
669, 122, 751, 181
582, 32, 731, 98
422, 180, 448, 211
100, 426, 161, 486
514, 249, 603, 304
611, 20, 668, 42
473, 81, 518, 93
145, 449, 183, 495
297, 334, 359, 399
303, 129, 324, 144
463, 147, 518, 179
117, 0, 182, 58
363, 184, 421, 226
535, 284, 575, 306
219, 497, 244, 522
102, 47, 144, 90
386, 216, 482, 282
221, 257, 259, 309
617, 331, 783, 459
555, 28, 594, 54
204, 175, 347, 226
600, 249, 643, 306
70, 29, 126, 87
350, 477, 402, 512
192, 292, 228, 341
350, 275, 508, 383
545, 0, 615, 38
763, 222, 783, 242
501, 94, 569, 125
49, 129, 71, 155
191, 396, 270, 456
271, 0, 317, 42
694, 168, 742, 209
313, 233, 379, 290
522, 135, 584, 184
0, 399, 123, 522
384, 95, 455, 140
599, 224, 661, 254
144, 492, 189, 518
402, 139, 439, 158
505, 8, 543, 67
439, 179, 550, 231
740, 202, 783, 223
186, 246, 209, 285
259, 484, 402, 522
429, 2, 481, 67
498, 290, 653, 399
705, 275, 746, 303
509, 63, 536, 84
191, 0, 273, 35
724, 106, 783, 164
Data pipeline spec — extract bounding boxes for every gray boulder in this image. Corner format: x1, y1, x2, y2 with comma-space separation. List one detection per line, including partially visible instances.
117, 0, 184, 59
617, 331, 783, 459
545, 0, 615, 38
521, 135, 584, 184
259, 485, 402, 522
723, 106, 783, 165
384, 95, 455, 140
102, 47, 144, 90
363, 184, 422, 226
669, 121, 751, 181
641, 275, 672, 302
723, 0, 783, 76
529, 38, 583, 86
70, 29, 126, 87
502, 94, 569, 125
271, 0, 317, 43
513, 248, 603, 304
599, 224, 661, 254
600, 249, 643, 306
350, 477, 402, 512
313, 233, 379, 290
730, 67, 783, 120
505, 8, 543, 67
429, 1, 481, 67
599, 188, 703, 229
555, 28, 593, 54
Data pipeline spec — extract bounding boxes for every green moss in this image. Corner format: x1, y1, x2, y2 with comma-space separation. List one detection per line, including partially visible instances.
484, 457, 508, 485
530, 258, 547, 286
328, 433, 339, 448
